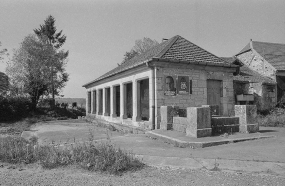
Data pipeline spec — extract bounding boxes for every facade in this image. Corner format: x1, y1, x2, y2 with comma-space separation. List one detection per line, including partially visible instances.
235, 40, 285, 108
83, 35, 237, 129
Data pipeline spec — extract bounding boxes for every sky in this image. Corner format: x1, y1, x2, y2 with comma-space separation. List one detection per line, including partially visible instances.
1, 0, 285, 98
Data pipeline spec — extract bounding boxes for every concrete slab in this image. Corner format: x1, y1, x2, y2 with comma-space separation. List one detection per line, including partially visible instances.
146, 130, 275, 148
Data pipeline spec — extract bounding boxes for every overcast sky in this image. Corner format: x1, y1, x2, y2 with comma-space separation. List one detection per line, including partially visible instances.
1, 0, 285, 98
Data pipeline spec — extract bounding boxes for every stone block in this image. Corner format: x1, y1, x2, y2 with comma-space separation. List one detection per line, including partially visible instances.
160, 106, 179, 130
235, 105, 257, 125
235, 105, 259, 133
186, 107, 211, 138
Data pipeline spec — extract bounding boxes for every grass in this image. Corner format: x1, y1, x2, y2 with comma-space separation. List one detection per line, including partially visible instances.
257, 107, 285, 127
0, 129, 144, 175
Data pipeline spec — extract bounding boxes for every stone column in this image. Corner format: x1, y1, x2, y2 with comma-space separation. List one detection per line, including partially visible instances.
149, 72, 155, 129
160, 106, 176, 130
91, 90, 94, 114
102, 88, 106, 116
120, 83, 126, 119
132, 80, 141, 121
186, 107, 212, 138
98, 89, 102, 115
86, 91, 89, 114
96, 89, 99, 115
111, 86, 116, 117
104, 88, 110, 116
235, 105, 259, 133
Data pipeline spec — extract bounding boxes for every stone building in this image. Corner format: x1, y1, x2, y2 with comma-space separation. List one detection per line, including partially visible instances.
234, 40, 285, 110
83, 35, 237, 130
221, 57, 276, 111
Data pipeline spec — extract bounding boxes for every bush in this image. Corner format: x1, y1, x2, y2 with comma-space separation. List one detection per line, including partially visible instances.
0, 96, 33, 122
257, 107, 285, 127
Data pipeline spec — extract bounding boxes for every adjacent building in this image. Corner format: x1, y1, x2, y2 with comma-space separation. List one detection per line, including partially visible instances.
234, 40, 285, 110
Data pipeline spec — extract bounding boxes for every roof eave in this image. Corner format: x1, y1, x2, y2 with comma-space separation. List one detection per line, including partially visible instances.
82, 58, 154, 88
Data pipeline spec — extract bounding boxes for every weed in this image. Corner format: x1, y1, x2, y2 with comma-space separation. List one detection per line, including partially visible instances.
0, 136, 144, 175
257, 107, 285, 127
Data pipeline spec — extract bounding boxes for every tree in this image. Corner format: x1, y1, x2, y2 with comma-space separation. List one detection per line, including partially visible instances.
0, 42, 8, 62
34, 15, 68, 105
6, 34, 68, 109
122, 37, 159, 62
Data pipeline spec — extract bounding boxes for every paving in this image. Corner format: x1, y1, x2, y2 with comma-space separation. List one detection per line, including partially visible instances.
21, 120, 285, 175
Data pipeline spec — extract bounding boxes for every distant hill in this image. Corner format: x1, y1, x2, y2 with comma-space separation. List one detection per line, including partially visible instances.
55, 98, 86, 108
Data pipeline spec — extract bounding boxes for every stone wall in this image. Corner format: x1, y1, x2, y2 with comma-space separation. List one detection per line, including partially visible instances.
155, 64, 235, 127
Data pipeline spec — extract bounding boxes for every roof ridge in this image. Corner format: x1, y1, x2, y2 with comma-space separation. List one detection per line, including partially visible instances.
154, 35, 180, 58
253, 41, 285, 46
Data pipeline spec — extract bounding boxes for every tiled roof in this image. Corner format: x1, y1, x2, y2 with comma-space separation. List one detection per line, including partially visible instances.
236, 40, 285, 70
252, 41, 285, 70
234, 65, 276, 84
220, 56, 276, 84
83, 35, 231, 87
0, 72, 9, 93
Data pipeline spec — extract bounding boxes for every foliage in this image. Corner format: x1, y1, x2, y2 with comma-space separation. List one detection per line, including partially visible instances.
72, 102, 77, 108
257, 107, 285, 127
34, 15, 69, 102
123, 50, 138, 61
123, 37, 159, 62
0, 136, 144, 175
34, 15, 67, 49
0, 96, 33, 122
6, 34, 68, 108
0, 41, 8, 62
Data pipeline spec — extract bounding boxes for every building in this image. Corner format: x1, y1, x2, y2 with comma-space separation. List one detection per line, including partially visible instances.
221, 57, 276, 111
83, 35, 237, 130
234, 40, 285, 109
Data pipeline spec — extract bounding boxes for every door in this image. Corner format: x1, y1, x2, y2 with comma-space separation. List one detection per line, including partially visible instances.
207, 80, 222, 115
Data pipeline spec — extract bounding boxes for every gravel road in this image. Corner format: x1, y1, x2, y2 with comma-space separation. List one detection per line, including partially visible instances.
0, 163, 284, 186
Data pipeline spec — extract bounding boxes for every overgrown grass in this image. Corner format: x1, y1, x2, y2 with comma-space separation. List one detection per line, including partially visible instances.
0, 136, 144, 175
257, 107, 285, 127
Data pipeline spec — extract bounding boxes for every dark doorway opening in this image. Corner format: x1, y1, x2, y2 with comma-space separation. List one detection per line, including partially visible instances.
98, 89, 103, 115
140, 79, 149, 121
126, 83, 133, 118
115, 85, 120, 117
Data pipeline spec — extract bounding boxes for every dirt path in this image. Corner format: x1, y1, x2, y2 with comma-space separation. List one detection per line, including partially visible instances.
0, 163, 284, 186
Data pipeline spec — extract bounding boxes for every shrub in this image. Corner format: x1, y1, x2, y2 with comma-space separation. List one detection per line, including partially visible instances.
257, 107, 285, 127
0, 96, 33, 122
